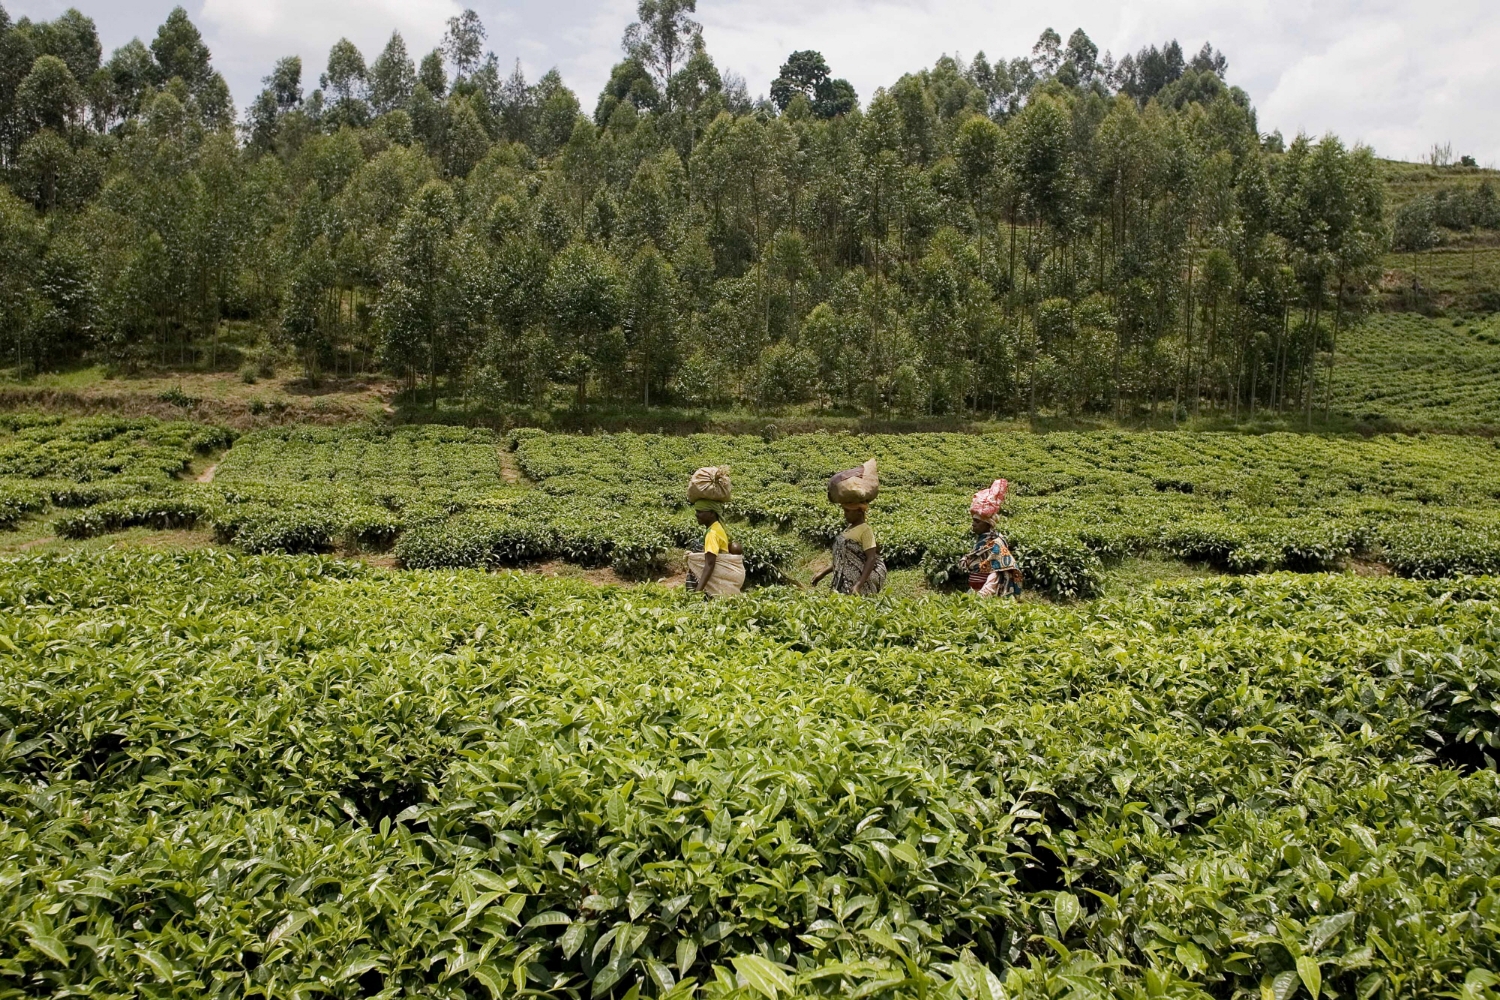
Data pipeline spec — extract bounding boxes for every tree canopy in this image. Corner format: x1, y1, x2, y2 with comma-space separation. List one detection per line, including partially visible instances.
0, 3, 1403, 422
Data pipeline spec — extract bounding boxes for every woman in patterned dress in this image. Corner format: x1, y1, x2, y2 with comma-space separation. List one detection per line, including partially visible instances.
960, 479, 1022, 597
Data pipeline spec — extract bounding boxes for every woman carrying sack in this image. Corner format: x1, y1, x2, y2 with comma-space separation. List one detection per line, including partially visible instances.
685, 467, 744, 597
812, 460, 887, 596
961, 479, 1023, 598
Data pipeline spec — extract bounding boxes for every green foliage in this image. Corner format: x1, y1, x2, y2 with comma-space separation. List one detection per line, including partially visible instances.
52, 491, 207, 538
0, 414, 226, 536
0, 413, 228, 483
0, 4, 1407, 430
1331, 313, 1500, 429
1, 552, 1499, 997
16, 418, 1498, 598
513, 428, 1500, 596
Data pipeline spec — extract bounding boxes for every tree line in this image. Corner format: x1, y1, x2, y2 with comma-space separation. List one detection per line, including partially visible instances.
0, 0, 1389, 420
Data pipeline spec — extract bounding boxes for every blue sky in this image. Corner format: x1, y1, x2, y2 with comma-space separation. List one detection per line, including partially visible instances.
9, 0, 1500, 165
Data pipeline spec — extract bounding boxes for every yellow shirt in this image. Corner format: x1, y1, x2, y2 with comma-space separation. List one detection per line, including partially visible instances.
704, 521, 730, 555
844, 522, 876, 551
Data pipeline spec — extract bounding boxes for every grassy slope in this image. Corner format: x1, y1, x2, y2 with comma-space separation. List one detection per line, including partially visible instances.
1377, 158, 1500, 208
1377, 159, 1500, 313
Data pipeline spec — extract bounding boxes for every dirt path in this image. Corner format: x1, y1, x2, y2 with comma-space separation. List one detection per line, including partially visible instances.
196, 463, 219, 483
498, 450, 522, 484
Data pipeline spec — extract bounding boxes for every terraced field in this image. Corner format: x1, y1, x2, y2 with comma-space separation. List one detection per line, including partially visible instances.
1334, 313, 1500, 428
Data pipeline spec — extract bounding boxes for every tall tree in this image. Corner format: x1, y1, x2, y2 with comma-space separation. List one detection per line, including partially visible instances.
770, 50, 857, 119
322, 38, 368, 127
622, 0, 700, 112
442, 10, 485, 84
369, 32, 415, 114
546, 240, 623, 407
625, 244, 675, 404
150, 7, 210, 88
377, 180, 477, 397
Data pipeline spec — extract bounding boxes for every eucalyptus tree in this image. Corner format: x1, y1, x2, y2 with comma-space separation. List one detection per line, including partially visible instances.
377, 180, 473, 397
368, 33, 416, 114
623, 0, 700, 112
442, 10, 486, 84
321, 39, 369, 129
545, 240, 624, 407
624, 244, 676, 404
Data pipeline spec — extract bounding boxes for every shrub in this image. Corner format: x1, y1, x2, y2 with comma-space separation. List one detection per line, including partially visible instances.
53, 494, 207, 538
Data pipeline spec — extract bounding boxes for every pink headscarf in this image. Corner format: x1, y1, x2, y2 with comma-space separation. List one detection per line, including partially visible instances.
970, 479, 1009, 522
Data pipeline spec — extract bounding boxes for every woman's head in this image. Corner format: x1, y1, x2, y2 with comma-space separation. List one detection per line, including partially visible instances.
842, 503, 868, 525
971, 515, 993, 535
693, 499, 723, 526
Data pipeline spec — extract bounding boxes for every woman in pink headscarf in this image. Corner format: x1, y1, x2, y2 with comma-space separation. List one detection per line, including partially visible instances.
959, 479, 1022, 597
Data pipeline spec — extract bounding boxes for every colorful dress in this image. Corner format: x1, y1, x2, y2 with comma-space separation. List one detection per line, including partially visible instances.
960, 531, 1022, 597
830, 522, 886, 596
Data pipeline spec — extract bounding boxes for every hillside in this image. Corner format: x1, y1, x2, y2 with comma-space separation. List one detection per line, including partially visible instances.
1377, 158, 1500, 211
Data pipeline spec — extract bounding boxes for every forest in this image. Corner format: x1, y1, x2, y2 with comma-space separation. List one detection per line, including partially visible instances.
0, 1, 1397, 420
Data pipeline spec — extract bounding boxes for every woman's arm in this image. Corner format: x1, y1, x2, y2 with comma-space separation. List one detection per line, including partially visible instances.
810, 566, 830, 585
697, 551, 717, 592
854, 546, 880, 594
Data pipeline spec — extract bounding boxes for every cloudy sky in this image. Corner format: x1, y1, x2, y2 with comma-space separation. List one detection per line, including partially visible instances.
9, 0, 1500, 165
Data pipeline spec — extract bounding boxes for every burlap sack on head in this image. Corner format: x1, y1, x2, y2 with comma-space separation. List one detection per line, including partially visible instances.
687, 466, 732, 503
828, 458, 879, 505
685, 551, 746, 596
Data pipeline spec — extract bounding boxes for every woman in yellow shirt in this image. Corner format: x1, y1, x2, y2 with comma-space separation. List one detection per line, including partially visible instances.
812, 503, 886, 596
687, 500, 742, 595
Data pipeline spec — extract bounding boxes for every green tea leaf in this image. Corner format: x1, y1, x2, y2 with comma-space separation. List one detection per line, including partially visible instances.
1174, 942, 1206, 975
560, 921, 588, 960
472, 963, 507, 1000
1297, 957, 1322, 1000
733, 955, 792, 999
1054, 892, 1082, 938
21, 924, 68, 965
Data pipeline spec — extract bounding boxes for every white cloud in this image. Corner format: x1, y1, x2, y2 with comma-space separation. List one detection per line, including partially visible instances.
197, 0, 460, 93
1257, 3, 1500, 165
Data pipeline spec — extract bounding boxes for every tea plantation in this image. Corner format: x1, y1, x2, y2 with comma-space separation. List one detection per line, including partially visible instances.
1333, 313, 1500, 429
3, 414, 1500, 996
2, 552, 1499, 998
10, 418, 1498, 598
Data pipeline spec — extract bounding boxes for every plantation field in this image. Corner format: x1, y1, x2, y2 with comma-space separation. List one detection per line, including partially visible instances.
1376, 159, 1500, 211
0, 414, 230, 532
1333, 313, 1500, 429
1382, 248, 1500, 314
6, 418, 1500, 598
491, 428, 1500, 595
2, 551, 1499, 998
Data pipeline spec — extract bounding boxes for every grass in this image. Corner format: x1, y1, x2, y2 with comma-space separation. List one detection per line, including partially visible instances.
1382, 246, 1500, 314
0, 518, 216, 556
1099, 555, 1220, 595
0, 361, 392, 428
1376, 157, 1500, 210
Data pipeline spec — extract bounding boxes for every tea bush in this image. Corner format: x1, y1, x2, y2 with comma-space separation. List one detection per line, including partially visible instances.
1, 552, 1498, 997
20, 419, 1500, 597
